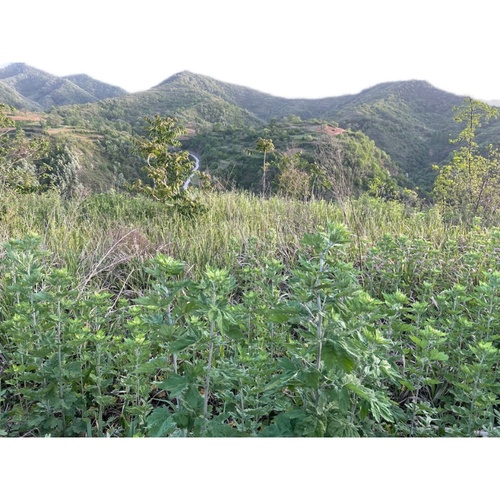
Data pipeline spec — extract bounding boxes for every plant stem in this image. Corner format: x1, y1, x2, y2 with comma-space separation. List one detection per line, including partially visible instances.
204, 321, 215, 420
56, 295, 66, 435
315, 249, 327, 406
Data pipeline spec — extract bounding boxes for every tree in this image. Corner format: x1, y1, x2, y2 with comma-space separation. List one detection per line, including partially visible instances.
0, 104, 14, 128
256, 137, 275, 196
433, 98, 500, 222
134, 115, 200, 210
275, 151, 311, 200
36, 139, 83, 198
0, 105, 47, 193
313, 129, 401, 205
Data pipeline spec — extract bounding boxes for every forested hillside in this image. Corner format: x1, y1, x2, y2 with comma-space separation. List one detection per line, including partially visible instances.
3, 63, 496, 195
3, 63, 499, 195
0, 63, 127, 109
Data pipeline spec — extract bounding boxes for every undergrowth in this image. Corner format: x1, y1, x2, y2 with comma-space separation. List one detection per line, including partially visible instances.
1, 190, 499, 436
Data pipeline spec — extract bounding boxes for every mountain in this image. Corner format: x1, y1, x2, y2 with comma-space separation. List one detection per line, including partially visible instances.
42, 71, 266, 135
4, 64, 499, 194
48, 70, 479, 191
172, 75, 468, 188
64, 74, 127, 100
157, 74, 500, 191
0, 63, 128, 109
320, 80, 467, 188
153, 71, 338, 122
98, 71, 266, 130
0, 79, 40, 110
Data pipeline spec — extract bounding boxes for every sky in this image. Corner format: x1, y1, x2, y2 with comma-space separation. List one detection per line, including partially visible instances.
2, 0, 500, 100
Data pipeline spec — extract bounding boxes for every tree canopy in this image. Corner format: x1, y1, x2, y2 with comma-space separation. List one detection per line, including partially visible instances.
433, 98, 500, 222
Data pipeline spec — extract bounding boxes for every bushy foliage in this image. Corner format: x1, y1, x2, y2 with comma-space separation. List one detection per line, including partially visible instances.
133, 115, 207, 214
36, 139, 83, 198
433, 98, 500, 223
186, 118, 408, 198
0, 106, 48, 193
314, 130, 402, 202
1, 215, 500, 437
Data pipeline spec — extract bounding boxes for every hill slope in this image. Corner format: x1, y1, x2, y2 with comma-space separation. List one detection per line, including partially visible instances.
160, 74, 500, 191
0, 63, 128, 109
154, 71, 337, 122
322, 80, 467, 188
4, 65, 500, 194
63, 74, 128, 100
0, 79, 41, 110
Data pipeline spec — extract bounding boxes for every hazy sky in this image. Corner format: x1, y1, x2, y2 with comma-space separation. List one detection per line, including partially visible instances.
3, 0, 500, 100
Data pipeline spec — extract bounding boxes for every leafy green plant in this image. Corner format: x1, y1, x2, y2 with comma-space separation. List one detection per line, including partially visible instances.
259, 223, 401, 436
134, 115, 203, 213
433, 98, 500, 223
2, 187, 500, 437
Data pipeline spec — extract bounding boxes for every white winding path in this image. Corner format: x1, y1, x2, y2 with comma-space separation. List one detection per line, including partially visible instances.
182, 152, 200, 190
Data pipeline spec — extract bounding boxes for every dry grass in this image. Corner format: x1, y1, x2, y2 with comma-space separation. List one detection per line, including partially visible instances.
9, 112, 42, 123
0, 189, 479, 294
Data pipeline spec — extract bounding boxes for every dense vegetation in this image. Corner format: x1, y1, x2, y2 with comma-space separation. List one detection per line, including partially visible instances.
2, 65, 500, 437
1, 190, 500, 437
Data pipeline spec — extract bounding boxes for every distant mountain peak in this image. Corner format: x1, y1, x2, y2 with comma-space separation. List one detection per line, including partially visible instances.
155, 70, 208, 87
0, 62, 41, 78
0, 63, 128, 108
4, 62, 29, 70
64, 73, 128, 99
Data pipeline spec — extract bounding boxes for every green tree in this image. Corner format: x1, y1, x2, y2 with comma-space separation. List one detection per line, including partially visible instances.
433, 98, 500, 222
37, 140, 83, 198
134, 115, 199, 210
0, 103, 13, 128
0, 106, 47, 193
275, 151, 311, 200
256, 137, 275, 196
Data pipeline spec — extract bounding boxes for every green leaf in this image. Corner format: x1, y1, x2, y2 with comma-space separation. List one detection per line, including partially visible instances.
203, 419, 247, 437
63, 361, 83, 377
146, 407, 177, 437
224, 323, 244, 340
301, 232, 327, 252
136, 357, 168, 374
93, 395, 115, 407
278, 357, 301, 371
262, 371, 298, 393
184, 385, 203, 412
322, 339, 357, 372
267, 304, 300, 324
260, 409, 309, 437
345, 381, 372, 401
429, 349, 449, 362
157, 373, 189, 397
298, 368, 321, 389
169, 333, 199, 353
370, 398, 395, 423
409, 335, 425, 348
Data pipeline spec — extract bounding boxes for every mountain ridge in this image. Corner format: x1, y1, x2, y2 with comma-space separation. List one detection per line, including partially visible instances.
63, 73, 128, 100
3, 63, 499, 110
0, 63, 128, 109
3, 63, 500, 193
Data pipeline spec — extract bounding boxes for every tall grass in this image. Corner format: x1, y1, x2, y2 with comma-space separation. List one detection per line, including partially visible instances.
3, 189, 500, 437
0, 189, 491, 296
